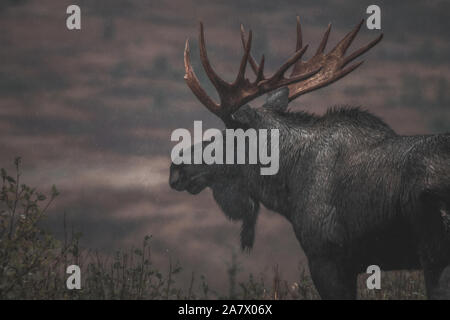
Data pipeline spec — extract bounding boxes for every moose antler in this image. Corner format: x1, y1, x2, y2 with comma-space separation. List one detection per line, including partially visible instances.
241, 17, 383, 101
184, 22, 322, 125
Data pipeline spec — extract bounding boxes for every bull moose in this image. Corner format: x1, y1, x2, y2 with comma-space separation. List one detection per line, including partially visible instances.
169, 17, 450, 299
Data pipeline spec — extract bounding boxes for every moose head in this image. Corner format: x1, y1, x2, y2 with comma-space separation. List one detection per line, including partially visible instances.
169, 17, 382, 250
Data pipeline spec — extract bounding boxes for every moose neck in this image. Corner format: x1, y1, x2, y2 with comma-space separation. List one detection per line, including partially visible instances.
224, 106, 318, 220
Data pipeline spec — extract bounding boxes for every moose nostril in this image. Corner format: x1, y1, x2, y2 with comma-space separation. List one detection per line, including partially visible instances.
169, 170, 181, 188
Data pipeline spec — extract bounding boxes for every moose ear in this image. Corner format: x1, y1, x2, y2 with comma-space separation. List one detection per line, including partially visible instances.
264, 87, 289, 111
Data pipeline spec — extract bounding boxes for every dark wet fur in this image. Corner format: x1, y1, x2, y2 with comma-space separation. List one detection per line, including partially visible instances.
170, 88, 450, 299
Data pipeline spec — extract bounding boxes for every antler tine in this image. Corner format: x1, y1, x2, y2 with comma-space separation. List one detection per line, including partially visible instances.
269, 45, 310, 81
199, 22, 230, 91
342, 34, 383, 67
316, 24, 331, 55
295, 16, 302, 51
184, 39, 220, 113
256, 55, 265, 83
240, 24, 259, 75
287, 19, 383, 101
339, 60, 364, 77
290, 16, 306, 78
240, 25, 273, 85
275, 60, 321, 86
240, 23, 320, 88
330, 19, 364, 56
234, 29, 252, 85
241, 17, 315, 83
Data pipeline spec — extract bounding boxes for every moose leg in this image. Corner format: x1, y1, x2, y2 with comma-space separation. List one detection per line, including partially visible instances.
419, 238, 450, 299
418, 225, 450, 298
308, 257, 357, 300
417, 194, 450, 299
435, 265, 450, 299
423, 264, 446, 299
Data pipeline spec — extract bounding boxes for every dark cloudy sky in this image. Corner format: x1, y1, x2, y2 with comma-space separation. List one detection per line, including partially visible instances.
0, 0, 449, 291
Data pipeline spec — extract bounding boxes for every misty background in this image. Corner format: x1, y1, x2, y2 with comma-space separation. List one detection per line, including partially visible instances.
0, 0, 449, 291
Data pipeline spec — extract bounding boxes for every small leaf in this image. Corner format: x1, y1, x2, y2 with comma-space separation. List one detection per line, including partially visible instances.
37, 194, 46, 201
